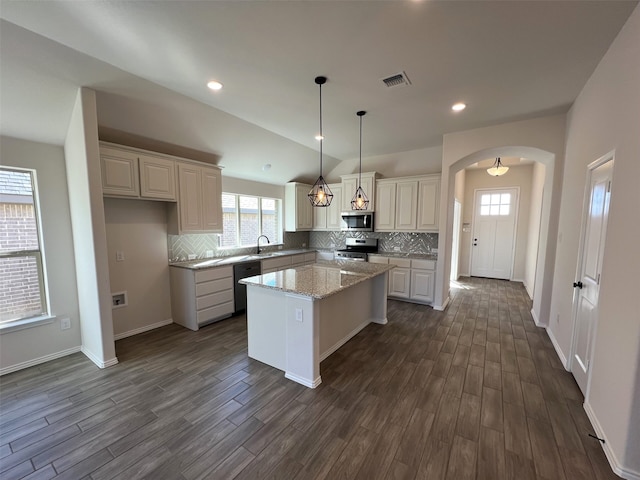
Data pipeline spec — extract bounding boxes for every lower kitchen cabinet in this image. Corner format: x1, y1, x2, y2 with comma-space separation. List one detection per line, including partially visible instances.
388, 258, 411, 298
368, 255, 436, 305
262, 252, 316, 273
170, 265, 234, 331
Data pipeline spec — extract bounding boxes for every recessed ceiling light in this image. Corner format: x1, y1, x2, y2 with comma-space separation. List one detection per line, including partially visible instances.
207, 80, 223, 91
451, 102, 466, 112
262, 164, 271, 171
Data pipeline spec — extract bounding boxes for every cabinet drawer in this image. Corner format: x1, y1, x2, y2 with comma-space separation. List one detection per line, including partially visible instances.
389, 257, 411, 268
411, 259, 436, 270
197, 289, 233, 310
290, 254, 306, 266
195, 265, 233, 283
368, 256, 389, 265
196, 277, 233, 297
262, 256, 291, 271
304, 252, 317, 263
197, 301, 234, 324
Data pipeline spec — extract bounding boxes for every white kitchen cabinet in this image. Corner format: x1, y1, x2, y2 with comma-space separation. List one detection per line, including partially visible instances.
341, 172, 377, 212
395, 180, 418, 231
374, 174, 440, 232
368, 255, 436, 305
100, 145, 140, 197
285, 183, 313, 231
171, 162, 223, 234
139, 153, 176, 201
417, 177, 440, 231
312, 183, 342, 231
170, 265, 234, 331
261, 251, 316, 274
375, 181, 396, 231
100, 142, 176, 201
388, 258, 411, 298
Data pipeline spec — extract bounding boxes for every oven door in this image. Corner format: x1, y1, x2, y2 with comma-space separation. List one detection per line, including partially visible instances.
334, 251, 366, 262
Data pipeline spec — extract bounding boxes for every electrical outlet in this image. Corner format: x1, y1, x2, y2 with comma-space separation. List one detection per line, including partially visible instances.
116, 251, 125, 262
188, 254, 197, 260
302, 243, 307, 247
206, 250, 214, 258
393, 246, 400, 252
295, 309, 303, 322
330, 243, 335, 248
431, 248, 438, 254
60, 317, 71, 330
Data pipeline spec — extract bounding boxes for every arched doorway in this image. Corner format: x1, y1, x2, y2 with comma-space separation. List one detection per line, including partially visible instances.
437, 145, 559, 329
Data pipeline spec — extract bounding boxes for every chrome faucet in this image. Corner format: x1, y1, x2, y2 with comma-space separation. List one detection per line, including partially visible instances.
257, 235, 270, 254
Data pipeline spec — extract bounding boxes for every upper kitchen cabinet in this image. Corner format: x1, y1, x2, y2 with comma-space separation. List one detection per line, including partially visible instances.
340, 172, 377, 212
100, 144, 140, 198
138, 154, 176, 201
169, 162, 223, 234
285, 182, 313, 231
417, 177, 440, 231
312, 183, 342, 231
374, 174, 440, 232
99, 142, 176, 201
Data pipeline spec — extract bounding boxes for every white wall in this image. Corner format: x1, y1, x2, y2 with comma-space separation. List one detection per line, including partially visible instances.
524, 162, 545, 298
0, 136, 81, 374
104, 198, 172, 339
438, 115, 566, 319
325, 145, 443, 182
222, 176, 284, 199
548, 4, 640, 476
64, 88, 117, 368
459, 165, 532, 281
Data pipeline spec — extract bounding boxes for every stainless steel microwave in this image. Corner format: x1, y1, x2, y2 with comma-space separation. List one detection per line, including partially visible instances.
341, 211, 374, 232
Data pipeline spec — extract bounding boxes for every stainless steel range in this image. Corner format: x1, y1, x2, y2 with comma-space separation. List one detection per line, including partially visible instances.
334, 238, 378, 262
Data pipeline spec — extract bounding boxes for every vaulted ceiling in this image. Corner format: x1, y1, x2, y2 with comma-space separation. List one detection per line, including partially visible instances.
1, 1, 637, 184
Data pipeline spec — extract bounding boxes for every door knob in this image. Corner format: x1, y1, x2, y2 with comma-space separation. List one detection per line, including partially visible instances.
573, 281, 583, 289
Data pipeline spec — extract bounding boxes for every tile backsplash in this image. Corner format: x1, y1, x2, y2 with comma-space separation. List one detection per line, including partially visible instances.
309, 231, 438, 255
168, 230, 437, 261
168, 231, 310, 262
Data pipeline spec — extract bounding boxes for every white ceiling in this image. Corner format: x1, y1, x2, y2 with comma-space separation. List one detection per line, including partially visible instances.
1, 1, 637, 184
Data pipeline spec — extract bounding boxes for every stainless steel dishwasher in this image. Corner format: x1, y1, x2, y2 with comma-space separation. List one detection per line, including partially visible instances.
233, 261, 261, 313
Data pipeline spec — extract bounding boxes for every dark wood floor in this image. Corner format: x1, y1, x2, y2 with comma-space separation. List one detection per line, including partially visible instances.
0, 277, 619, 480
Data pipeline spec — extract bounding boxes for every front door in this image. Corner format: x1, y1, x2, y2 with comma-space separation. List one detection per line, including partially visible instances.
471, 188, 518, 279
571, 158, 613, 395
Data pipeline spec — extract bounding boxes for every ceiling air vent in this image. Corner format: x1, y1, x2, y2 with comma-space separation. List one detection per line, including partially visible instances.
381, 71, 411, 88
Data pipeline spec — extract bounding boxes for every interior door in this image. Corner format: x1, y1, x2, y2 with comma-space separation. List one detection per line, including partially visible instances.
571, 159, 613, 395
470, 188, 518, 279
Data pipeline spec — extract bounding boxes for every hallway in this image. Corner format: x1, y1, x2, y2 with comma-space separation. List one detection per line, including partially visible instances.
0, 278, 618, 479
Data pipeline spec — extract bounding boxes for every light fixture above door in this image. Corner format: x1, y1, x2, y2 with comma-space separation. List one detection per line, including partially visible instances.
308, 76, 333, 207
487, 157, 509, 176
351, 110, 369, 210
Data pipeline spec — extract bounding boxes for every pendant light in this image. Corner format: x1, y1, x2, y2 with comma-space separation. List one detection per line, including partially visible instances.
308, 76, 333, 207
487, 157, 509, 177
351, 110, 369, 210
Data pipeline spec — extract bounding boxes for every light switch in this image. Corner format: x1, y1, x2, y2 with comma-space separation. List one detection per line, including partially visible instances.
116, 251, 125, 262
295, 308, 303, 322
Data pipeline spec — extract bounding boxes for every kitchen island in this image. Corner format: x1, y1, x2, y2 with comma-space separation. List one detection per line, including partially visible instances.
240, 260, 395, 388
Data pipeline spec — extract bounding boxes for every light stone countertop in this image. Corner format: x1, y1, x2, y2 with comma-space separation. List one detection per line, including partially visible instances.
169, 248, 317, 270
239, 260, 395, 300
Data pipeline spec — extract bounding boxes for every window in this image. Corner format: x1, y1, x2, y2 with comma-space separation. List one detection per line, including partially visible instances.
0, 168, 48, 324
220, 193, 282, 248
480, 193, 511, 216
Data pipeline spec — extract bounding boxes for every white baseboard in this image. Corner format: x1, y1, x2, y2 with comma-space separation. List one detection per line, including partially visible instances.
81, 346, 119, 369
285, 371, 321, 388
546, 327, 569, 371
433, 296, 450, 311
584, 401, 640, 480
524, 281, 534, 300
113, 319, 173, 340
531, 308, 545, 328
0, 346, 81, 376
